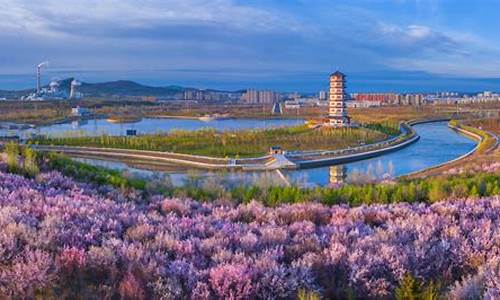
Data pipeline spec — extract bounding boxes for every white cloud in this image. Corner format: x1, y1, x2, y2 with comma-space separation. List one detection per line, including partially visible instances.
1, 0, 500, 79
375, 23, 500, 76
406, 25, 433, 39
379, 24, 456, 46
0, 0, 311, 73
0, 0, 302, 37
386, 57, 500, 77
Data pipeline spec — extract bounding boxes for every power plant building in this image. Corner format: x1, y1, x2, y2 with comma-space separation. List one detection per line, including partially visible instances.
327, 71, 350, 127
70, 80, 82, 99
24, 62, 84, 100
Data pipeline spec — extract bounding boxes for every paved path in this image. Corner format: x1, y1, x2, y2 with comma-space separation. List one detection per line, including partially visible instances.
31, 145, 295, 171
268, 154, 297, 169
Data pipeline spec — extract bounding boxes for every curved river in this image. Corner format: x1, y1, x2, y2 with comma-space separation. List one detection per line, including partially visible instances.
73, 121, 478, 188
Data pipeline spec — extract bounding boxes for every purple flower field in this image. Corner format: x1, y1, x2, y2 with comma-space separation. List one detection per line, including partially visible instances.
0, 169, 498, 299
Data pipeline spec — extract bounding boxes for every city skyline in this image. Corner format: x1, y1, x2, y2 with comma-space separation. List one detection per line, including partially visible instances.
2, 1, 500, 92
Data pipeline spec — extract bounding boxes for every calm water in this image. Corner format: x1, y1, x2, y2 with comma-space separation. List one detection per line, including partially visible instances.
0, 117, 305, 138
284, 121, 477, 186
72, 121, 478, 188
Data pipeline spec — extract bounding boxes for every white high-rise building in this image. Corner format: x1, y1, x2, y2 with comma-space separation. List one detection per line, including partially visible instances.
327, 71, 350, 127
258, 90, 276, 104
241, 89, 277, 104
319, 90, 327, 100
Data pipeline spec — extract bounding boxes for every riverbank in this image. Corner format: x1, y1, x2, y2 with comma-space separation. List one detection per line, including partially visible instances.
288, 122, 417, 168
404, 119, 498, 179
4, 122, 496, 203
3, 103, 494, 183
107, 115, 143, 123
2, 100, 498, 127
28, 120, 420, 172
0, 122, 34, 130
12, 119, 481, 190
2, 145, 498, 206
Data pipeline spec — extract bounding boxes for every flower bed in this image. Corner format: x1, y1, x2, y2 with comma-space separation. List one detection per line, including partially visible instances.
0, 169, 498, 299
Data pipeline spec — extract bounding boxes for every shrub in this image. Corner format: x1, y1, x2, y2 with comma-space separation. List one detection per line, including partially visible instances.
4, 142, 20, 173
23, 147, 39, 177
0, 167, 498, 298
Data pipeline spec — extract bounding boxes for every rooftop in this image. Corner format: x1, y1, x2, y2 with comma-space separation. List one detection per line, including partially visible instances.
330, 71, 345, 78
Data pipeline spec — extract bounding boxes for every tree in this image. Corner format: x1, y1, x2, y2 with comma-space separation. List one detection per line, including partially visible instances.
4, 142, 20, 173
23, 147, 39, 178
395, 275, 418, 300
428, 181, 447, 203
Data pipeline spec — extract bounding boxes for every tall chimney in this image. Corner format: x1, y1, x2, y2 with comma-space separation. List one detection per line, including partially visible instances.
36, 65, 41, 94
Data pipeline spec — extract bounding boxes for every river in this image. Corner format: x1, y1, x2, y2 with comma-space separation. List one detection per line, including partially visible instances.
71, 121, 477, 188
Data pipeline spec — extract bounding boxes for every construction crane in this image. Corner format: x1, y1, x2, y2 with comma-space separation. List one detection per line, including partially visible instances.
36, 61, 49, 94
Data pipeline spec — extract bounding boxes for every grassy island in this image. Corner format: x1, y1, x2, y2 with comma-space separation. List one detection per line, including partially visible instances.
31, 124, 394, 158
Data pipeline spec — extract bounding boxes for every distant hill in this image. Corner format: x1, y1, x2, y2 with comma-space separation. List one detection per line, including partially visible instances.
0, 88, 34, 99
0, 78, 234, 98
78, 80, 186, 97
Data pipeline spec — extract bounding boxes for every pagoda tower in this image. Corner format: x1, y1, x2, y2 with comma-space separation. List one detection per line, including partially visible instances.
328, 71, 350, 127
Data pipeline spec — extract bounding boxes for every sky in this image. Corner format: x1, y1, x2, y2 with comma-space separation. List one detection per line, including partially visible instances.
1, 0, 500, 92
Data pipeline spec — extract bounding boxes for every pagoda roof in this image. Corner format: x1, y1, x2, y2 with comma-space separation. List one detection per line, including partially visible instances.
330, 71, 345, 77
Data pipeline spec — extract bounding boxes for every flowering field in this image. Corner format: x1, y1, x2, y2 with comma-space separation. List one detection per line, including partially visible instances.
0, 169, 498, 299
445, 162, 500, 176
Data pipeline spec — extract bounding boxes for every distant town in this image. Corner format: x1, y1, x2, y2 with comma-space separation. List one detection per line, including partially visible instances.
2, 78, 498, 109
0, 62, 498, 110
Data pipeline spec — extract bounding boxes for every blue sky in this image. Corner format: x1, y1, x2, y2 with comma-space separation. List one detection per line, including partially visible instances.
1, 0, 500, 92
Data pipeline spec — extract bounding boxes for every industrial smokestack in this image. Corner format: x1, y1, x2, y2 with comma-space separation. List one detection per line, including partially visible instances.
36, 61, 49, 94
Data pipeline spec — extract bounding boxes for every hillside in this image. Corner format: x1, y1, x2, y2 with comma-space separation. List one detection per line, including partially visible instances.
78, 80, 185, 97
0, 79, 227, 98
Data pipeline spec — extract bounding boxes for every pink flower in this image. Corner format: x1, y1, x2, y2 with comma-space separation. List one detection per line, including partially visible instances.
209, 263, 255, 299
56, 247, 86, 275
118, 272, 146, 300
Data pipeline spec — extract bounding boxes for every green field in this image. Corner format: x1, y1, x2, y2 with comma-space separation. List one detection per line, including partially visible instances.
32, 124, 394, 158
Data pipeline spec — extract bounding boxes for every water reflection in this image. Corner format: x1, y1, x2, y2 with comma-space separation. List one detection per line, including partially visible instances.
329, 165, 347, 185
71, 120, 88, 129
345, 160, 395, 184
71, 157, 411, 190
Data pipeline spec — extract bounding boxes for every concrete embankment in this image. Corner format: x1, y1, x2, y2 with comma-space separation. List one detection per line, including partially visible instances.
296, 133, 419, 169
406, 118, 451, 126
31, 145, 235, 170
448, 122, 498, 154
292, 122, 419, 169
31, 145, 293, 171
